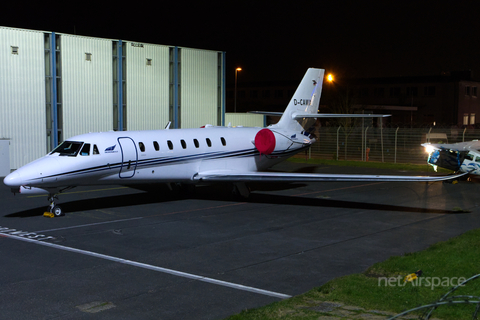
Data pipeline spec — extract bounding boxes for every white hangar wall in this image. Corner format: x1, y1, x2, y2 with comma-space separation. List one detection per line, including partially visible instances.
0, 26, 226, 171
126, 43, 170, 131
61, 35, 113, 138
181, 48, 220, 128
224, 113, 265, 128
0, 28, 46, 170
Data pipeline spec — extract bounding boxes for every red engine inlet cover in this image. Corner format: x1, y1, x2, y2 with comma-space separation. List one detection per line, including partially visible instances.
255, 129, 276, 155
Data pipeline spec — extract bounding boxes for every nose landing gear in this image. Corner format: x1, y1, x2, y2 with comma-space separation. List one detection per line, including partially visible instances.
43, 194, 64, 218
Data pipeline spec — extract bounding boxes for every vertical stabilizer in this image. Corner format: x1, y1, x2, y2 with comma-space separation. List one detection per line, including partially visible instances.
273, 68, 325, 132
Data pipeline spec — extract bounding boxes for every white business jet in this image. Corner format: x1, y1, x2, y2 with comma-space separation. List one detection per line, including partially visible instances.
4, 68, 464, 217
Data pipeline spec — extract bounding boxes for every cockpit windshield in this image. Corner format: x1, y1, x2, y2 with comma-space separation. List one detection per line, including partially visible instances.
50, 141, 84, 156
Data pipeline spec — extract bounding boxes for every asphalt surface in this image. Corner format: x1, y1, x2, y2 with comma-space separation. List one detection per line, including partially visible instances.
1, 162, 479, 319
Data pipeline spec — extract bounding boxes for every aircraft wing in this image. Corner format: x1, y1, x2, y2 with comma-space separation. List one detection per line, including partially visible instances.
194, 171, 467, 182
422, 141, 480, 152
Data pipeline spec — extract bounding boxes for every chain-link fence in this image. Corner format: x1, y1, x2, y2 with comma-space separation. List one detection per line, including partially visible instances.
309, 126, 480, 164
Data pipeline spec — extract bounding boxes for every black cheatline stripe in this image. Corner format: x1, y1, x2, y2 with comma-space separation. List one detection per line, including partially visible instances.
28, 148, 257, 181
27, 145, 310, 183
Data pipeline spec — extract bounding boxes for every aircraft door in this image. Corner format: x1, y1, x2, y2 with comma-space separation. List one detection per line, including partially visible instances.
118, 137, 138, 178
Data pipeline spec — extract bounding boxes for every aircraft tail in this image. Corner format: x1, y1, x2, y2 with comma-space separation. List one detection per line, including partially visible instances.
273, 68, 325, 132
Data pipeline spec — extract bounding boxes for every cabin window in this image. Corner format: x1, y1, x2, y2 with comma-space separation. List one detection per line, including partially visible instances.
93, 145, 100, 154
206, 138, 212, 147
193, 139, 199, 148
139, 142, 145, 152
221, 137, 226, 146
50, 141, 83, 157
465, 153, 474, 161
153, 141, 159, 151
167, 140, 173, 150
181, 139, 187, 149
80, 143, 90, 156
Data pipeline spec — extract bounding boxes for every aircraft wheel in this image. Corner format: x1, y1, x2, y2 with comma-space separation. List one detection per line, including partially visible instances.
232, 183, 251, 199
52, 205, 64, 217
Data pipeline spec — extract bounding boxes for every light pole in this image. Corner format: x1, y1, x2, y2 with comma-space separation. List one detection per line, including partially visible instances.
234, 67, 242, 113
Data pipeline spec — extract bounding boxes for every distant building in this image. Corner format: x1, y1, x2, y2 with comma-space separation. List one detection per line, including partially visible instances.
348, 71, 480, 127
228, 71, 480, 127
226, 80, 296, 113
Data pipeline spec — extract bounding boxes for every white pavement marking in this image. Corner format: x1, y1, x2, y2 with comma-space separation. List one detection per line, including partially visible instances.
0, 232, 292, 300
35, 217, 144, 233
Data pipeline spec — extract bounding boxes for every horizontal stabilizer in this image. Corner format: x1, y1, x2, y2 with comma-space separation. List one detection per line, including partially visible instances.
248, 111, 283, 116
292, 113, 391, 119
194, 171, 467, 183
248, 111, 391, 119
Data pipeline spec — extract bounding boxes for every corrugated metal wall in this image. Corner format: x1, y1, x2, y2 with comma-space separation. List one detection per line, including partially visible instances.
61, 35, 113, 138
181, 48, 218, 128
126, 43, 170, 130
0, 27, 46, 170
224, 113, 265, 127
0, 27, 225, 170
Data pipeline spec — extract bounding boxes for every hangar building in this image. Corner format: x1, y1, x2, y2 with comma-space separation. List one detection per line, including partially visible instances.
0, 26, 228, 171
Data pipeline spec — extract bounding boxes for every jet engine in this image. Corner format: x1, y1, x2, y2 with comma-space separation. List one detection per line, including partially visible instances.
254, 129, 276, 155
254, 128, 308, 155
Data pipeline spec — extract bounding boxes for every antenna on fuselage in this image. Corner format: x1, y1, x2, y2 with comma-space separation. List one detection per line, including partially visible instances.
165, 121, 171, 129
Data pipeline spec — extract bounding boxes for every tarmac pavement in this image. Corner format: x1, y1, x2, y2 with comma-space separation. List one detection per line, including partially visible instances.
0, 162, 479, 319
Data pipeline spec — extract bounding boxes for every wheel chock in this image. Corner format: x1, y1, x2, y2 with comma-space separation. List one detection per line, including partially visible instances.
43, 212, 55, 218
404, 270, 422, 283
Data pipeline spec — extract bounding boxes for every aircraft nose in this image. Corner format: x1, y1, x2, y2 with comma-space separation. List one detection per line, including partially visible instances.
3, 171, 22, 187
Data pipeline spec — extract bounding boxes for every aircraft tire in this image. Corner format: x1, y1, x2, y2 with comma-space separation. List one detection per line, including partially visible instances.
232, 183, 251, 199
52, 205, 64, 217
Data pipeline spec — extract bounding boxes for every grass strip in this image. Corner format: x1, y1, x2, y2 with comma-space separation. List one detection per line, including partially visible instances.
226, 228, 480, 319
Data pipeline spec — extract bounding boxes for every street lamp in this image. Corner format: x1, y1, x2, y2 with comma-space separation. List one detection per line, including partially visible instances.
327, 73, 334, 83
234, 67, 242, 113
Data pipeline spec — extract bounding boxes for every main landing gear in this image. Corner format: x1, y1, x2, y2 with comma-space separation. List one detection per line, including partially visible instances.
43, 194, 64, 218
232, 182, 251, 199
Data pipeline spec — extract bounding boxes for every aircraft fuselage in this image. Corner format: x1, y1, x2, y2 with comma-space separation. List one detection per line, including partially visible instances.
424, 141, 480, 175
4, 126, 312, 191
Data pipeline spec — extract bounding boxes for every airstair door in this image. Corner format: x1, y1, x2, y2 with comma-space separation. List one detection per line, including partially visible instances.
118, 137, 138, 178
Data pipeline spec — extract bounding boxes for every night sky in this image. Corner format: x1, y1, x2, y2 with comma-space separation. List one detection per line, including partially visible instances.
3, 1, 480, 84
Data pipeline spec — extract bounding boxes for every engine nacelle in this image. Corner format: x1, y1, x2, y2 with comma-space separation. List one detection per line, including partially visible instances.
254, 129, 276, 155
254, 128, 306, 155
